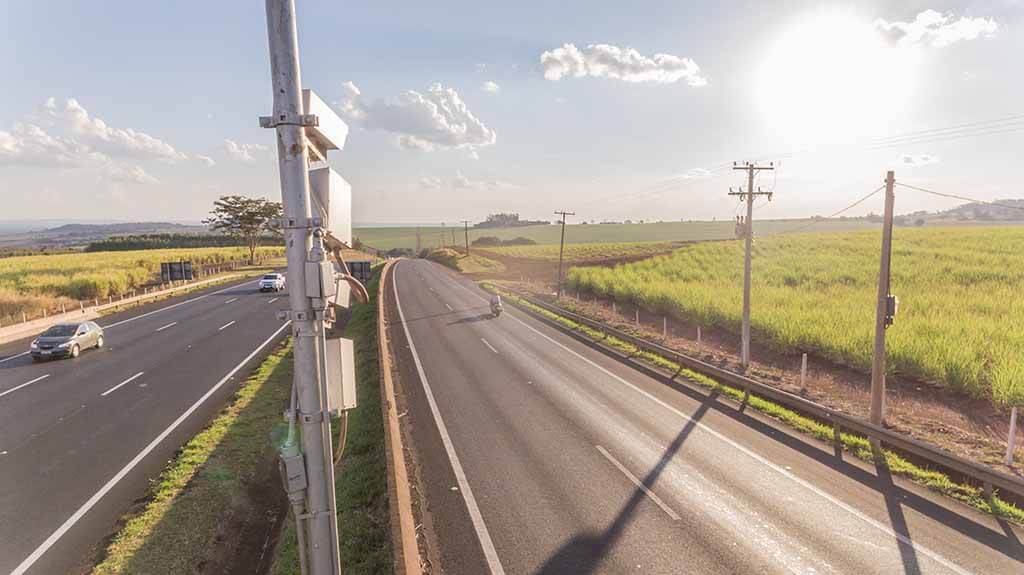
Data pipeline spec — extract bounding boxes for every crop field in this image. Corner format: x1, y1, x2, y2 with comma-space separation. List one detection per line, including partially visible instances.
0, 246, 283, 324
354, 219, 880, 251
480, 241, 678, 263
567, 227, 1024, 405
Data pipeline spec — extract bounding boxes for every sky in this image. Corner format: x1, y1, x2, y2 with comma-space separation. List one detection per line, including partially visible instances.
1, 1, 1022, 225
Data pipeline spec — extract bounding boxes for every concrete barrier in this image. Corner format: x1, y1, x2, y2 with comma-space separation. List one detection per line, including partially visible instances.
377, 261, 422, 575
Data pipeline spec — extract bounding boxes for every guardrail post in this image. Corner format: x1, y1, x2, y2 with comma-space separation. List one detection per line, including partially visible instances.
94, 298, 99, 307
634, 308, 639, 326
22, 311, 27, 323
697, 325, 701, 346
663, 316, 668, 338
1007, 406, 1019, 467
612, 300, 616, 314
833, 423, 842, 457
800, 353, 808, 393
61, 303, 66, 314
43, 308, 47, 318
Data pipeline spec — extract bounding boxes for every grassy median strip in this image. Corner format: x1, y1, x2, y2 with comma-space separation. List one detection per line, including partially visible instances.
272, 268, 391, 575
483, 282, 1024, 524
92, 340, 293, 574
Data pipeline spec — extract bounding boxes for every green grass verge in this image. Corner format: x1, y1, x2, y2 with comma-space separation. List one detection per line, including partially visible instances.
272, 268, 392, 575
92, 340, 294, 574
482, 282, 1024, 524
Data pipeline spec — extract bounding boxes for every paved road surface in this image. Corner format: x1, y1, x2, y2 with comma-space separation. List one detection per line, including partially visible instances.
0, 277, 289, 575
387, 259, 1024, 575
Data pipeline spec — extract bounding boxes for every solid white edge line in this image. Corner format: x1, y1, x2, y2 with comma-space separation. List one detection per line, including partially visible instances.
0, 351, 30, 364
100, 371, 145, 397
480, 338, 499, 354
101, 279, 256, 330
392, 262, 506, 575
218, 321, 236, 331
428, 263, 971, 575
9, 320, 291, 575
596, 445, 681, 521
0, 374, 51, 399
155, 322, 177, 332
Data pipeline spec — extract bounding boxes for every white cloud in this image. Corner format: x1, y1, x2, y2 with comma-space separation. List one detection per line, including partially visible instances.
481, 81, 501, 93
540, 43, 707, 86
900, 154, 940, 167
451, 171, 517, 191
223, 139, 269, 163
419, 175, 443, 189
874, 10, 997, 47
54, 98, 188, 162
103, 164, 161, 184
336, 81, 497, 152
0, 122, 105, 167
195, 154, 216, 167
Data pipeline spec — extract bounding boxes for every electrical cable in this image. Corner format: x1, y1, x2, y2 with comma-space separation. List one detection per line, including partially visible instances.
770, 184, 886, 236
894, 182, 1024, 212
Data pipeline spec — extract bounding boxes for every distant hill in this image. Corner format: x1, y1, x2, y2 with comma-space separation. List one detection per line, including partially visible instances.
932, 199, 1024, 222
0, 221, 212, 252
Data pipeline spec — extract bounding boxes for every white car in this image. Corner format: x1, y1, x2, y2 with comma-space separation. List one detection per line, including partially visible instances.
259, 273, 286, 292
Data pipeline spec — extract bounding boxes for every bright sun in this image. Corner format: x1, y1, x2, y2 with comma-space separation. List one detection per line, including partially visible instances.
756, 9, 918, 148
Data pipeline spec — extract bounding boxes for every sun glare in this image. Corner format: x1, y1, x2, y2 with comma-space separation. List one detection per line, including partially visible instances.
756, 9, 918, 148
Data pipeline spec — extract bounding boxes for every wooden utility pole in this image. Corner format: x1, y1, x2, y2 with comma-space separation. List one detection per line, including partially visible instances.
870, 171, 897, 427
462, 220, 471, 255
554, 210, 575, 298
729, 161, 774, 369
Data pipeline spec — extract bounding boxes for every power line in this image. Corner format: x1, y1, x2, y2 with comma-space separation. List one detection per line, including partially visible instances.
770, 184, 886, 236
894, 182, 1024, 212
867, 113, 1024, 147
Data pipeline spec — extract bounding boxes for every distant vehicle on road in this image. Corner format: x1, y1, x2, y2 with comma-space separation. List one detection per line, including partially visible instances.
259, 273, 286, 292
30, 321, 104, 361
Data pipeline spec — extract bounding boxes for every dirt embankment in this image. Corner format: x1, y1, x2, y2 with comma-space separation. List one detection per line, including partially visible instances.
467, 250, 1023, 477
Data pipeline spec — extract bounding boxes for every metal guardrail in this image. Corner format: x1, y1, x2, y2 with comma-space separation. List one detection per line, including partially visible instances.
502, 287, 1024, 502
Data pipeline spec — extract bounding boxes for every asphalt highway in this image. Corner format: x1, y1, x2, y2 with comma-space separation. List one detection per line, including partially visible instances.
386, 259, 1024, 575
0, 276, 290, 574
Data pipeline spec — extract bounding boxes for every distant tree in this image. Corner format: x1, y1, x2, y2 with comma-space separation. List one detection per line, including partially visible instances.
914, 218, 926, 227
471, 236, 503, 247
203, 195, 283, 264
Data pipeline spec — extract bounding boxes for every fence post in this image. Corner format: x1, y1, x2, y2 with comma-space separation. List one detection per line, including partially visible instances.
612, 301, 617, 314
1007, 406, 1020, 466
697, 325, 701, 346
61, 303, 66, 314
80, 301, 84, 312
800, 353, 808, 393
663, 316, 668, 338
22, 311, 27, 323
634, 308, 639, 326
94, 298, 99, 307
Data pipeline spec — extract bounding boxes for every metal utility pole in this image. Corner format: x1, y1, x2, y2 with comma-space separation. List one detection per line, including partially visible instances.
729, 161, 774, 370
554, 210, 575, 298
462, 220, 471, 255
263, 1, 340, 573
870, 171, 897, 427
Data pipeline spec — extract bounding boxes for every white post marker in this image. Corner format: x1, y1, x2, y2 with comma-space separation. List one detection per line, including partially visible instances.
1007, 406, 1019, 467
800, 353, 808, 392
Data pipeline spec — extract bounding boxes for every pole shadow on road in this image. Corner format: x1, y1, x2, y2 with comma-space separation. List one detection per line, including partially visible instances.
535, 394, 717, 574
539, 323, 1024, 568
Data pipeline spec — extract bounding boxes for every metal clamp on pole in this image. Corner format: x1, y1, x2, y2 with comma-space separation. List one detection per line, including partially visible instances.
260, 112, 320, 128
